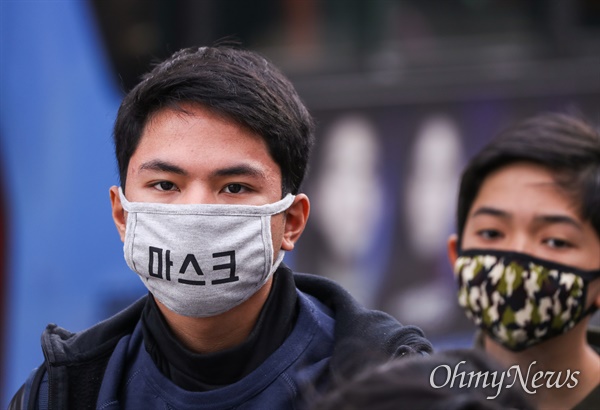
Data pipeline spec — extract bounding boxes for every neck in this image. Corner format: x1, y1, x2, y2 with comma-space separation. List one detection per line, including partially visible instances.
484, 320, 599, 410
155, 277, 274, 354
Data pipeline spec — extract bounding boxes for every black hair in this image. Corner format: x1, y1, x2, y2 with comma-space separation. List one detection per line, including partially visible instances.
456, 112, 600, 246
113, 46, 315, 195
311, 349, 535, 410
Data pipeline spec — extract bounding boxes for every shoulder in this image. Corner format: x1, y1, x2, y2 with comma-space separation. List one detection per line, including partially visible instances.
11, 296, 148, 409
293, 272, 433, 356
8, 365, 47, 410
42, 295, 147, 365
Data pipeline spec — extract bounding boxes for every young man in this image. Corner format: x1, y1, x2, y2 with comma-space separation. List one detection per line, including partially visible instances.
448, 112, 600, 409
9, 46, 432, 409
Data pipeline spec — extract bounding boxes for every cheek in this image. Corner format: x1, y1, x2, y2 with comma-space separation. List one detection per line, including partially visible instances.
460, 235, 477, 249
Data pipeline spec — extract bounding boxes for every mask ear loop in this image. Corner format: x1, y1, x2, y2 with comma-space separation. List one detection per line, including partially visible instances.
578, 270, 600, 282
577, 270, 600, 318
582, 304, 599, 318
556, 269, 600, 328
581, 275, 600, 319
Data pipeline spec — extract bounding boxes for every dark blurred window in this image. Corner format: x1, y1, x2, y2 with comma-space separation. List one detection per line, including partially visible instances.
91, 0, 600, 91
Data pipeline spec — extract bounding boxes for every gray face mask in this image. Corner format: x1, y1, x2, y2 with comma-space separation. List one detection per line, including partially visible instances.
119, 188, 295, 317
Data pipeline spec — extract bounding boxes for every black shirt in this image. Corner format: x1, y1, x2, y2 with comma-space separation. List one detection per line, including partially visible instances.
141, 268, 298, 391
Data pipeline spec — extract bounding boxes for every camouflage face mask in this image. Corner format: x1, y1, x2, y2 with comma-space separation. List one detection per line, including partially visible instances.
454, 249, 600, 351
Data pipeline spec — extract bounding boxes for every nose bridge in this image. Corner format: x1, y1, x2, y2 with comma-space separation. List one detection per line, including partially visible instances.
182, 182, 215, 204
507, 230, 532, 254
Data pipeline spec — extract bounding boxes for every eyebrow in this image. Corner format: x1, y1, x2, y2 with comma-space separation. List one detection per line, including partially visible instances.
211, 164, 267, 180
139, 160, 188, 175
471, 206, 583, 231
471, 206, 509, 219
534, 215, 584, 231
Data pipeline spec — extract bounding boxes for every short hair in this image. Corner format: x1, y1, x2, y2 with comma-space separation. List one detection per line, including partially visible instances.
456, 112, 600, 246
113, 46, 315, 195
311, 349, 535, 410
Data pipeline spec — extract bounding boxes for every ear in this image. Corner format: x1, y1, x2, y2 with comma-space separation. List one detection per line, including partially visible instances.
281, 194, 310, 251
109, 186, 127, 242
447, 234, 459, 267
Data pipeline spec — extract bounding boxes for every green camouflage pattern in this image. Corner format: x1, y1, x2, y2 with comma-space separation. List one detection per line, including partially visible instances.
454, 252, 586, 351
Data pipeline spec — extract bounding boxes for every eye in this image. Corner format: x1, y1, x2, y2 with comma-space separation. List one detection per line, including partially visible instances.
544, 238, 573, 249
153, 181, 178, 191
223, 183, 246, 194
476, 229, 504, 241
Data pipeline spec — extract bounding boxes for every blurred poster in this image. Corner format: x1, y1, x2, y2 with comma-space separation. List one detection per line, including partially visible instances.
295, 96, 600, 349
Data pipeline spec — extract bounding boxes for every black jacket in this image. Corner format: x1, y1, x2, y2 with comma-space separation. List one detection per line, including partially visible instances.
9, 271, 433, 410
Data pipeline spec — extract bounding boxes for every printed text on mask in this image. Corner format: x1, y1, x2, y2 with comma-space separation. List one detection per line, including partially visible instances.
148, 247, 238, 285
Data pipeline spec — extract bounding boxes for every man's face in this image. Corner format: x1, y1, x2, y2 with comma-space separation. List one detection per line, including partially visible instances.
112, 103, 287, 259
449, 161, 600, 342
460, 162, 600, 270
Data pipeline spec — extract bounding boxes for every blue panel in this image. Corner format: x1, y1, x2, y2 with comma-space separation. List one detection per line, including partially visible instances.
0, 1, 145, 405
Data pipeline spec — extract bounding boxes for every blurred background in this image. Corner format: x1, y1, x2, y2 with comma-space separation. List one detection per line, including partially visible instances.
1, 0, 599, 405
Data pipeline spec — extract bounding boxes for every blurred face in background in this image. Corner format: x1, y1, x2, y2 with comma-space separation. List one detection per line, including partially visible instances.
448, 161, 600, 319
